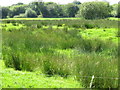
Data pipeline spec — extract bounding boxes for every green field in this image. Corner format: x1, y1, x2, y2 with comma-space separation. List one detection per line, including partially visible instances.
1, 0, 120, 88
1, 18, 81, 21
0, 60, 82, 88
1, 17, 120, 21
1, 18, 119, 88
108, 17, 120, 21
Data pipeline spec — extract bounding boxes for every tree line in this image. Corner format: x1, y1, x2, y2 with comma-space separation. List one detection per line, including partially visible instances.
1, 1, 120, 19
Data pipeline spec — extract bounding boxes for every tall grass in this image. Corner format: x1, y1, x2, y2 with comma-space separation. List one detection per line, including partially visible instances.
2, 19, 118, 88
74, 53, 118, 88
3, 19, 118, 29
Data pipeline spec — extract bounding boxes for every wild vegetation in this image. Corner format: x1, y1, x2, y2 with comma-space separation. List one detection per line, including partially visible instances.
1, 18, 119, 88
0, 0, 119, 89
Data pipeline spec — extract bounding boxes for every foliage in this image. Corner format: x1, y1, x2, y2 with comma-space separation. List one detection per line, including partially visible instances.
111, 4, 120, 18
1, 1, 119, 19
12, 2, 24, 6
73, 1, 81, 5
25, 8, 37, 18
45, 2, 63, 18
1, 7, 10, 18
77, 1, 112, 19
8, 5, 27, 18
63, 3, 79, 17
29, 2, 45, 15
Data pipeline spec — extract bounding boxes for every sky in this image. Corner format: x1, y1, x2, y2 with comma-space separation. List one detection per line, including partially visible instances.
0, 0, 119, 6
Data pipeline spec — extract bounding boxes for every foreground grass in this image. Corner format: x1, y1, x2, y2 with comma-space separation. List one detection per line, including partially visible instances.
2, 19, 118, 88
0, 60, 82, 88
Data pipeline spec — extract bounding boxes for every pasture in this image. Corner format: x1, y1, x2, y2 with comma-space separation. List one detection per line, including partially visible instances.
1, 18, 119, 88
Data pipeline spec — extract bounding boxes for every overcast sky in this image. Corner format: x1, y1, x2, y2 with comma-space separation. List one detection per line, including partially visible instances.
0, 0, 119, 6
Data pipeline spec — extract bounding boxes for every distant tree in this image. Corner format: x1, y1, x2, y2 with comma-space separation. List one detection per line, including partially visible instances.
111, 4, 120, 17
118, 4, 120, 18
45, 2, 62, 18
8, 5, 27, 18
63, 3, 79, 17
1, 7, 10, 18
12, 2, 24, 6
25, 8, 37, 18
29, 1, 44, 15
45, 2, 55, 5
57, 5, 64, 17
118, 1, 120, 4
29, 1, 50, 17
0, 6, 2, 18
76, 1, 112, 19
111, 4, 118, 17
16, 3, 24, 5
73, 0, 81, 5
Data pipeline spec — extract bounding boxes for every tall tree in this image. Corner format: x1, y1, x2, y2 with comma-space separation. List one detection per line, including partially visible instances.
8, 5, 27, 18
63, 3, 79, 17
111, 4, 120, 17
76, 1, 112, 19
29, 1, 49, 17
45, 2, 62, 18
1, 7, 10, 18
73, 0, 81, 5
25, 8, 37, 18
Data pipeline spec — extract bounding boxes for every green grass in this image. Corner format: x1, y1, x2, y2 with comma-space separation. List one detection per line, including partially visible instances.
0, 60, 82, 88
0, 23, 26, 31
2, 17, 120, 21
107, 17, 120, 21
80, 28, 118, 43
2, 19, 119, 88
1, 18, 81, 21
